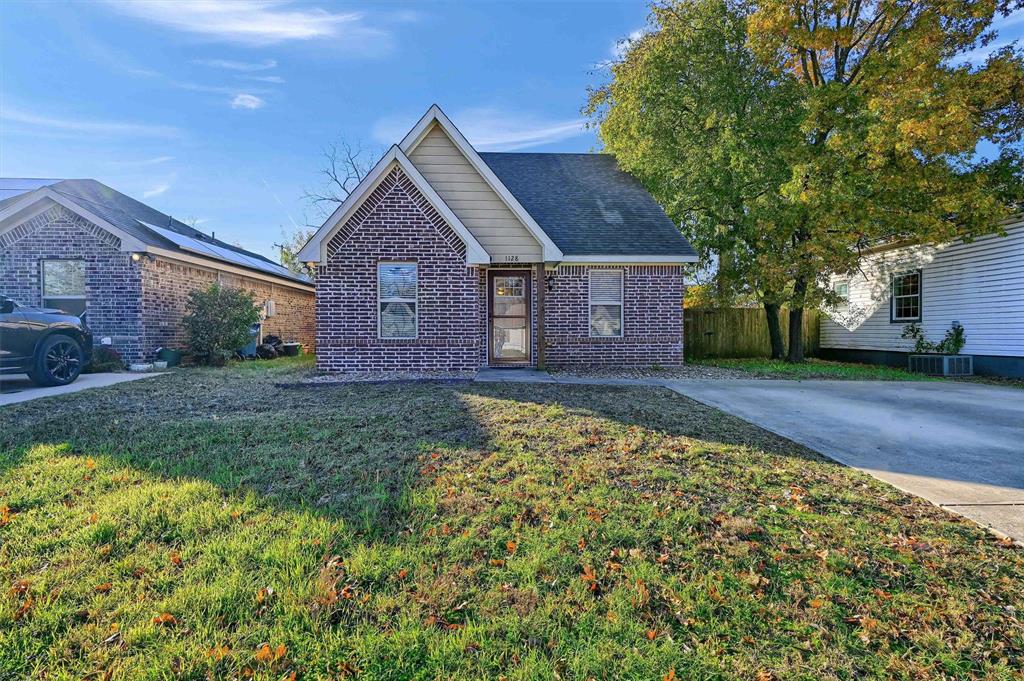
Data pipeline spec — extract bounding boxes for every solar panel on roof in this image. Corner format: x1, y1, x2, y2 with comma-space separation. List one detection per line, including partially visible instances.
145, 223, 303, 281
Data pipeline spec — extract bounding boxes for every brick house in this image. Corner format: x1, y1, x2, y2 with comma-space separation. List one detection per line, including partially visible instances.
299, 106, 697, 372
0, 179, 314, 363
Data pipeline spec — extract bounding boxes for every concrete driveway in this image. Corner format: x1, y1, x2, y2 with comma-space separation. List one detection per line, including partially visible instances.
0, 372, 161, 406
667, 379, 1024, 541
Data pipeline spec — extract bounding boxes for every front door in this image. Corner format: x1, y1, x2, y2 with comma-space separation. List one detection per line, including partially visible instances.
488, 270, 531, 365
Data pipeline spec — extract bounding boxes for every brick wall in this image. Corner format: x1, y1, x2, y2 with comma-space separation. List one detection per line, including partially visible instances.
0, 205, 145, 362
0, 204, 314, 365
316, 166, 481, 372
140, 258, 315, 358
543, 265, 684, 367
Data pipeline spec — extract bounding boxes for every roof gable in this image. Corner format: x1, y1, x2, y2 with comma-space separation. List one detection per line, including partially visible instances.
297, 146, 489, 265
400, 105, 562, 262
408, 124, 543, 262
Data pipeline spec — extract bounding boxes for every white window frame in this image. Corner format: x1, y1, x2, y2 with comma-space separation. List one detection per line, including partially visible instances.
41, 258, 87, 312
588, 269, 624, 338
377, 261, 418, 339
890, 270, 922, 323
833, 280, 849, 299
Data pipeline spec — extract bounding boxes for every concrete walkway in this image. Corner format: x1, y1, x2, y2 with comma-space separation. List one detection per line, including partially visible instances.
475, 370, 1024, 541
0, 372, 163, 406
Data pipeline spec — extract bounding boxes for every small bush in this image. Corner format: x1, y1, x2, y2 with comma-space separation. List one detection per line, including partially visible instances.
85, 346, 124, 373
901, 323, 967, 355
183, 284, 260, 366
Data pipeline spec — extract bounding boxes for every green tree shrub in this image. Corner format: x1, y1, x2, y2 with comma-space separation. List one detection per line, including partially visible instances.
183, 284, 260, 366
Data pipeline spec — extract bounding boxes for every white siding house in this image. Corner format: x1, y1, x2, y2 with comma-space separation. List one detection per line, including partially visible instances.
820, 218, 1024, 377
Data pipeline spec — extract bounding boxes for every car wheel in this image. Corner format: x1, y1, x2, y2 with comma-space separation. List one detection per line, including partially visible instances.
30, 335, 84, 387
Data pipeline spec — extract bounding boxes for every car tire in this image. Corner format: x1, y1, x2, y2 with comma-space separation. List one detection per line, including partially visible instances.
29, 335, 84, 387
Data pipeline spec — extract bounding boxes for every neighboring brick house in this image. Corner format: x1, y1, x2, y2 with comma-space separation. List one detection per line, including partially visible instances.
0, 179, 314, 364
299, 106, 697, 372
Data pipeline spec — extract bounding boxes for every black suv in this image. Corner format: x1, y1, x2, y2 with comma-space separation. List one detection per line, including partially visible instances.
0, 296, 93, 386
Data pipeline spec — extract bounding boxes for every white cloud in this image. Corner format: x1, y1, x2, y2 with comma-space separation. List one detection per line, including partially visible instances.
105, 1, 382, 46
242, 75, 285, 83
373, 107, 588, 152
143, 182, 171, 198
231, 94, 266, 110
109, 156, 175, 167
992, 9, 1024, 32
172, 80, 267, 95
191, 58, 278, 71
612, 29, 647, 61
4, 107, 180, 138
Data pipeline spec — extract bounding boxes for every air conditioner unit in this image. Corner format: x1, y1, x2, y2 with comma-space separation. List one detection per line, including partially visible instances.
908, 354, 973, 376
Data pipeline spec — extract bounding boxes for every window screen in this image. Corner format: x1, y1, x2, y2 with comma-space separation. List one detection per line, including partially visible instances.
589, 270, 623, 337
379, 262, 417, 338
41, 260, 86, 316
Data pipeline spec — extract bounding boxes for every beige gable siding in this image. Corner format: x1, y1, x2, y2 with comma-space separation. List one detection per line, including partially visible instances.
409, 124, 542, 262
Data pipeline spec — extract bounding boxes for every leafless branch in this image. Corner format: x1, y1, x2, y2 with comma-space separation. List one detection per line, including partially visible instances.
302, 137, 382, 222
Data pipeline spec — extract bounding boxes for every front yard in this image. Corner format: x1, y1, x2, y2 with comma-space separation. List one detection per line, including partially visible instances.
1, 358, 1022, 679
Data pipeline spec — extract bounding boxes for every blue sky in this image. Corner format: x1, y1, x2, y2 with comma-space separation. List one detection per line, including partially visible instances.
1, 2, 1022, 260
0, 0, 649, 258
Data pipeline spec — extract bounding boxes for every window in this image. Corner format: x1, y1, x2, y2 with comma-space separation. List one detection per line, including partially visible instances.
890, 270, 921, 322
378, 262, 417, 338
41, 260, 86, 316
833, 280, 849, 299
589, 270, 623, 337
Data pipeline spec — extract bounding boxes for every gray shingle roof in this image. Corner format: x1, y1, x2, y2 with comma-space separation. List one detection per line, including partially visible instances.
0, 178, 310, 285
478, 153, 696, 258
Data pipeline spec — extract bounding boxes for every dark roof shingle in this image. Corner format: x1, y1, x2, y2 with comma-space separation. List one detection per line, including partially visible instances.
478, 153, 696, 258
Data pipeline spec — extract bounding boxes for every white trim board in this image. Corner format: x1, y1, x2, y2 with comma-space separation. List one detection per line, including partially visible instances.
399, 105, 563, 262
559, 255, 698, 264
297, 145, 490, 265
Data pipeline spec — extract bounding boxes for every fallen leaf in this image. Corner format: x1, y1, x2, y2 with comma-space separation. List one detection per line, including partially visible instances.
1, 505, 14, 527
207, 644, 231, 661
809, 598, 825, 609
646, 629, 657, 640
506, 540, 518, 555
663, 669, 676, 681
397, 569, 408, 580
14, 596, 33, 621
152, 612, 177, 626
169, 552, 183, 568
94, 582, 112, 593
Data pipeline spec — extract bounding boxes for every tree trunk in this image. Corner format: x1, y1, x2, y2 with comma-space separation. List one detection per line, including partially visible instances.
764, 302, 786, 360
787, 306, 805, 363
787, 276, 808, 363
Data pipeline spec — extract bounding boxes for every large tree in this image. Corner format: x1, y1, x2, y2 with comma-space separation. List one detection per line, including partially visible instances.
589, 0, 1024, 361
587, 0, 806, 358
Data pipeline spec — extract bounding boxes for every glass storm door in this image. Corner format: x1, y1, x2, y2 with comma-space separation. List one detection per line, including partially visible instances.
489, 271, 531, 364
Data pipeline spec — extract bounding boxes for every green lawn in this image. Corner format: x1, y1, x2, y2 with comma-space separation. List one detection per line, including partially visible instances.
2, 358, 1022, 679
694, 358, 934, 381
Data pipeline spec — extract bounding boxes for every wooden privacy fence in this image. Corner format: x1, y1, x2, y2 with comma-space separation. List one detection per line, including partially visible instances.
683, 307, 820, 359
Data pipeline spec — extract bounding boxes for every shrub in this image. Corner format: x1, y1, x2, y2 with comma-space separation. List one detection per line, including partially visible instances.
85, 346, 124, 373
901, 323, 967, 355
183, 284, 260, 366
